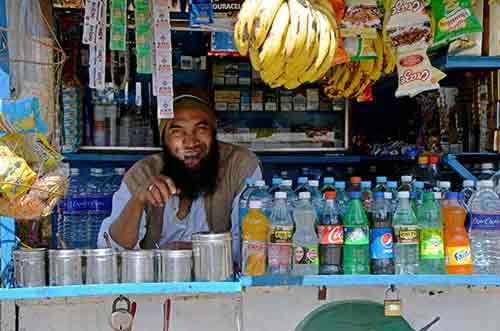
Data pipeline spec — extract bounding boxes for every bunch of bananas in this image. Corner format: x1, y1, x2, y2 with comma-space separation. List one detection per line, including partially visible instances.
323, 33, 396, 99
234, 0, 338, 89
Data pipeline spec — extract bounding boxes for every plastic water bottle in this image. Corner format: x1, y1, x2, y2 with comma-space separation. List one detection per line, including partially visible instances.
269, 178, 282, 195
468, 180, 500, 274
292, 192, 319, 275
387, 181, 399, 213
361, 181, 373, 217
478, 163, 496, 180
371, 192, 395, 274
461, 180, 476, 205
399, 176, 413, 192
384, 192, 394, 214
321, 177, 335, 194
295, 177, 309, 194
342, 192, 370, 274
414, 181, 425, 209
393, 191, 419, 274
335, 181, 348, 217
318, 191, 343, 274
308, 180, 323, 216
111, 168, 125, 193
61, 168, 88, 248
373, 176, 387, 193
279, 179, 297, 206
417, 192, 445, 274
86, 168, 114, 248
268, 192, 293, 275
249, 180, 273, 218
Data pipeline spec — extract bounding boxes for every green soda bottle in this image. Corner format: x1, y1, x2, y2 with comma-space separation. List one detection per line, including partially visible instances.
342, 192, 370, 274
416, 192, 445, 274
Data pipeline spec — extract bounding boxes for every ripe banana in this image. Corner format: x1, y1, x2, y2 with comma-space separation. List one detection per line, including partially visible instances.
370, 33, 384, 81
234, 0, 263, 56
283, 0, 309, 59
299, 10, 322, 83
292, 5, 320, 77
383, 41, 396, 75
258, 1, 290, 68
250, 0, 285, 49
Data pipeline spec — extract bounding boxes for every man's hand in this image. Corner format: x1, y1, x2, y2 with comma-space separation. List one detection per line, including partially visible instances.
135, 175, 180, 207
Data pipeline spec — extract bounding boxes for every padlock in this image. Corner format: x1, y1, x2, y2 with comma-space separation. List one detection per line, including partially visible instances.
110, 296, 134, 331
384, 286, 402, 317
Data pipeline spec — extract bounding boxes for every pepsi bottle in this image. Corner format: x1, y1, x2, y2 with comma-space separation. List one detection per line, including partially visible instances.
370, 192, 395, 274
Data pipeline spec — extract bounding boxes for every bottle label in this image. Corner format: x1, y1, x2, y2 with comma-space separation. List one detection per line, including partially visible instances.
420, 229, 444, 259
293, 244, 319, 265
59, 196, 88, 214
446, 246, 472, 266
317, 225, 343, 244
87, 195, 113, 213
242, 240, 267, 276
370, 228, 394, 259
470, 212, 500, 231
394, 226, 418, 244
268, 243, 292, 268
270, 225, 293, 244
344, 227, 369, 245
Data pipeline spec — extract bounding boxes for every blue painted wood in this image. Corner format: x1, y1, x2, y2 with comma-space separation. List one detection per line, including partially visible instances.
241, 275, 500, 287
0, 282, 242, 300
442, 154, 476, 181
0, 0, 9, 99
63, 153, 148, 163
0, 217, 16, 288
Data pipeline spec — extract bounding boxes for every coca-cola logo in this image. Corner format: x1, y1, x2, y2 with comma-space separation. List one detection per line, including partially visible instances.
399, 55, 424, 67
391, 0, 422, 16
319, 225, 343, 244
400, 69, 431, 85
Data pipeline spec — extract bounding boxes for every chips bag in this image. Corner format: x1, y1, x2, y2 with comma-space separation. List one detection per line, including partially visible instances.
341, 0, 381, 38
386, 0, 432, 47
0, 143, 37, 200
431, 0, 482, 44
0, 97, 48, 138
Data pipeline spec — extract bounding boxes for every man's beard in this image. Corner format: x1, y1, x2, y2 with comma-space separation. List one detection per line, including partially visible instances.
161, 140, 219, 199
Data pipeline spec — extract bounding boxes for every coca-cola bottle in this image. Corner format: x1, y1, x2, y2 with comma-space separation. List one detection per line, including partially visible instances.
317, 191, 343, 274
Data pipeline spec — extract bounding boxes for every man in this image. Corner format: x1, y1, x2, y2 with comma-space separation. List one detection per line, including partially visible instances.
97, 95, 262, 263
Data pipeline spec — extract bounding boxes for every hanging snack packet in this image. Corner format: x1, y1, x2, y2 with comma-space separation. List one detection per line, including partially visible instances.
395, 41, 441, 98
344, 37, 378, 60
0, 143, 37, 200
0, 97, 48, 138
386, 0, 432, 47
341, 0, 381, 38
431, 0, 482, 44
190, 0, 214, 28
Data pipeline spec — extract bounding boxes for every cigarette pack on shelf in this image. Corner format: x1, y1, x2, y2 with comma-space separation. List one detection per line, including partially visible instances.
241, 90, 251, 112
280, 90, 294, 112
251, 90, 264, 112
306, 89, 320, 111
264, 91, 278, 112
293, 90, 307, 112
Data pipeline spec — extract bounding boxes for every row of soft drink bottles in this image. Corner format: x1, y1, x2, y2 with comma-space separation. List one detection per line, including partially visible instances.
240, 158, 500, 275
57, 167, 125, 248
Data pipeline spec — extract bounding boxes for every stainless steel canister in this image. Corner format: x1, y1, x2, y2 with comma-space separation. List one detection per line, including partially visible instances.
120, 250, 155, 283
156, 249, 192, 282
13, 248, 47, 287
49, 249, 83, 286
84, 249, 118, 284
192, 232, 233, 281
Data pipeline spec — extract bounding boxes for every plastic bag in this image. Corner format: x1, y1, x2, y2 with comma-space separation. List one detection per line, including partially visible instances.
341, 0, 381, 37
386, 0, 432, 47
0, 97, 48, 138
0, 143, 37, 200
431, 0, 482, 44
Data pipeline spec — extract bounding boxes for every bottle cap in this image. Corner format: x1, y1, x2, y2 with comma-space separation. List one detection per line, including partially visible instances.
384, 192, 392, 200
423, 192, 434, 200
361, 181, 372, 189
458, 192, 465, 200
249, 200, 262, 209
398, 191, 410, 199
298, 177, 308, 184
115, 168, 126, 175
439, 181, 451, 189
414, 181, 424, 189
376, 176, 387, 183
482, 163, 494, 170
335, 181, 346, 189
299, 191, 311, 200
446, 192, 458, 199
480, 180, 494, 188
255, 180, 266, 187
281, 179, 293, 187
410, 192, 417, 199
324, 191, 336, 199
387, 181, 398, 189
275, 191, 287, 199
418, 156, 429, 165
463, 180, 475, 188
350, 177, 362, 184
323, 177, 334, 185
434, 192, 442, 200
401, 175, 412, 183
429, 156, 440, 164
350, 191, 361, 199
245, 178, 255, 186
308, 180, 319, 187
374, 192, 384, 199
272, 178, 282, 185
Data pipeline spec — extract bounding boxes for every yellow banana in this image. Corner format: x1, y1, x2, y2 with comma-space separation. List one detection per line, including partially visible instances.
291, 5, 319, 77
299, 10, 323, 83
249, 45, 263, 71
283, 1, 310, 80
283, 0, 309, 59
250, 0, 285, 49
370, 33, 384, 81
343, 67, 364, 98
353, 78, 372, 98
383, 41, 396, 75
235, 0, 263, 56
359, 59, 375, 75
258, 1, 290, 67
284, 77, 302, 90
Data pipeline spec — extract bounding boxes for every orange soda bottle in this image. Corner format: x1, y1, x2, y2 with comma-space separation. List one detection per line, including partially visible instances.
242, 200, 270, 276
443, 192, 473, 274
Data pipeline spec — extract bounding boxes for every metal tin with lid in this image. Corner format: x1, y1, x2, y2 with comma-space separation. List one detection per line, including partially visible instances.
155, 249, 193, 282
192, 232, 232, 282
13, 248, 47, 287
49, 249, 83, 286
120, 250, 155, 283
84, 249, 118, 284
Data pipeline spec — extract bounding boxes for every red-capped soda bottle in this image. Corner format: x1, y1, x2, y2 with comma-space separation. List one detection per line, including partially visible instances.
318, 191, 343, 274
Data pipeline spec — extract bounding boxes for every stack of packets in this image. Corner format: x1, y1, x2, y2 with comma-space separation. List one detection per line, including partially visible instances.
135, 0, 152, 74
0, 98, 68, 220
151, 0, 174, 119
110, 0, 127, 51
385, 0, 446, 97
82, 0, 107, 90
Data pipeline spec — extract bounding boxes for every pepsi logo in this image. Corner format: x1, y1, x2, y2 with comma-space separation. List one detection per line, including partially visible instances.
381, 233, 393, 248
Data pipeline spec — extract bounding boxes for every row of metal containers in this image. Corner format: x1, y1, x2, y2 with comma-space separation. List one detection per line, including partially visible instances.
13, 233, 233, 287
